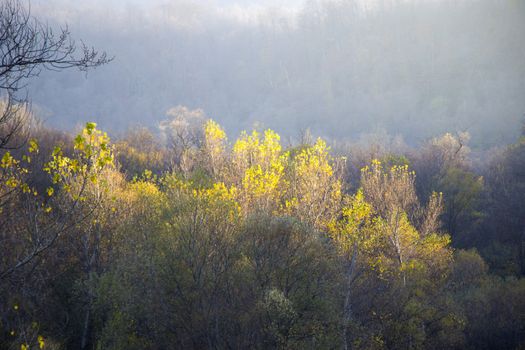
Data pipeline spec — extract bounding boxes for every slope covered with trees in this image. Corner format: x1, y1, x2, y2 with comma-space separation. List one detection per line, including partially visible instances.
1, 114, 524, 349
27, 0, 525, 148
1, 0, 525, 349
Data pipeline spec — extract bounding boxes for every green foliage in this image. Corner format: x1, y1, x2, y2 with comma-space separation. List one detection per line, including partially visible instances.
44, 122, 114, 192
481, 135, 525, 275
1, 119, 524, 349
437, 167, 484, 245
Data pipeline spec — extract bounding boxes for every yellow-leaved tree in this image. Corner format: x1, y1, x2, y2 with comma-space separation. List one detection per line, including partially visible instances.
360, 160, 451, 286
202, 119, 228, 178
1, 122, 118, 350
284, 138, 342, 230
1, 122, 116, 280
329, 160, 456, 349
231, 129, 288, 214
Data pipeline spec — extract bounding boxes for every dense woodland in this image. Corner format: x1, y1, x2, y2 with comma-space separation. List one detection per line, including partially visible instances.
29, 0, 525, 148
1, 111, 524, 349
2, 0, 525, 349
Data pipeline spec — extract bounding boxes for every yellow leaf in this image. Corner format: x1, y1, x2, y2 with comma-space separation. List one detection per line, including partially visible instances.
38, 335, 45, 349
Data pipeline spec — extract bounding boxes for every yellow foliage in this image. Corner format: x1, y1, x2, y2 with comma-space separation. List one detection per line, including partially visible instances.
328, 190, 381, 260
285, 138, 342, 229
195, 182, 241, 220
330, 183, 453, 284
38, 335, 45, 349
232, 129, 282, 171
204, 119, 227, 144
203, 119, 228, 176
232, 129, 261, 169
243, 164, 281, 196
231, 128, 288, 213
294, 138, 333, 177
0, 141, 37, 200
44, 122, 115, 200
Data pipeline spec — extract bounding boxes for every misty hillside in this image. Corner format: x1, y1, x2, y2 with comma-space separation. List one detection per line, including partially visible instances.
2, 0, 525, 349
29, 0, 525, 148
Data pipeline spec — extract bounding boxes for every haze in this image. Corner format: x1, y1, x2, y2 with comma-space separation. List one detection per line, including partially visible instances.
28, 0, 525, 148
3, 1, 525, 348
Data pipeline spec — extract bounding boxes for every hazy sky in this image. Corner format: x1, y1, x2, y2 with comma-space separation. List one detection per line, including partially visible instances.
28, 1, 309, 38
32, 0, 305, 20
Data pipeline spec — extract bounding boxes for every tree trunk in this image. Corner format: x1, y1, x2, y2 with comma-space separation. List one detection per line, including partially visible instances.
343, 243, 358, 350
80, 308, 90, 349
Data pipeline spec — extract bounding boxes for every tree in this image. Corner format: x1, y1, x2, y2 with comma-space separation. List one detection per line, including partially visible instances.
231, 129, 287, 214
412, 132, 483, 244
437, 167, 483, 245
0, 0, 110, 148
115, 127, 168, 179
159, 106, 206, 174
329, 161, 456, 349
0, 123, 116, 349
327, 190, 381, 350
482, 133, 525, 275
0, 122, 114, 280
284, 138, 343, 230
201, 119, 228, 178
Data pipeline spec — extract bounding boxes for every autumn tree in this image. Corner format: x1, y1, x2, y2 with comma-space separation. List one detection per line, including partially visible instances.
284, 138, 343, 230
201, 119, 228, 178
329, 160, 457, 349
230, 129, 287, 214
0, 122, 116, 349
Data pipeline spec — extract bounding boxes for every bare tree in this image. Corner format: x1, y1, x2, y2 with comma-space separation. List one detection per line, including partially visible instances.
159, 105, 205, 174
0, 0, 111, 148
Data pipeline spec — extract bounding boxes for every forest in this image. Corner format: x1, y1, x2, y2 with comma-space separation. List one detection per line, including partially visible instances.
28, 0, 525, 148
1, 111, 525, 349
1, 0, 525, 349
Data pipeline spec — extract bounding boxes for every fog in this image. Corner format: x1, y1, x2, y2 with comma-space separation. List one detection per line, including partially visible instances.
28, 0, 525, 148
